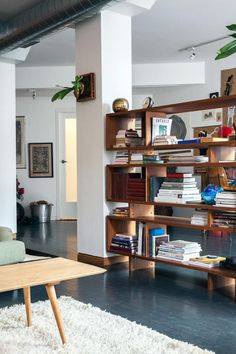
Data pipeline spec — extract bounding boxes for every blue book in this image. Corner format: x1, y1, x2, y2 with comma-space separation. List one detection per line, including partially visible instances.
178, 139, 200, 144
149, 228, 165, 256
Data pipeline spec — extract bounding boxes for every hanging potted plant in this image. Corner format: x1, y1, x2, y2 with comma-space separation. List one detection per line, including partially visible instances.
51, 75, 84, 102
215, 24, 236, 60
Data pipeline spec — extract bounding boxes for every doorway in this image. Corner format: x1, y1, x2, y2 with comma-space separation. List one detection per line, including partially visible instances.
57, 112, 77, 219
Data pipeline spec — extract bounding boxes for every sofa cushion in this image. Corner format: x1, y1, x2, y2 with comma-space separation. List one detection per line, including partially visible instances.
0, 241, 25, 265
0, 227, 13, 242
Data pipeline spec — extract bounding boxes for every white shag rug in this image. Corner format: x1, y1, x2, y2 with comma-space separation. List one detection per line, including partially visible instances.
0, 296, 214, 354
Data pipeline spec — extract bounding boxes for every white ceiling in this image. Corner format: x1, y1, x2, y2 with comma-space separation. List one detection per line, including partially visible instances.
17, 0, 236, 67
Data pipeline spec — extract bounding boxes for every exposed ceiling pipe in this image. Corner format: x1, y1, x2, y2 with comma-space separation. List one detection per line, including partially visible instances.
0, 0, 123, 54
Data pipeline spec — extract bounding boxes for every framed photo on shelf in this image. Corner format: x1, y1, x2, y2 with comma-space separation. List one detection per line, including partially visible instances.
16, 116, 26, 169
28, 143, 53, 178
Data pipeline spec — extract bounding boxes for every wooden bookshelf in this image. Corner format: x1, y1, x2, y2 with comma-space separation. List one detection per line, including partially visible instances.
106, 96, 236, 281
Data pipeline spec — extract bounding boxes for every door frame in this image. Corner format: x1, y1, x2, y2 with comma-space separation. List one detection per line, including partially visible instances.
56, 109, 77, 220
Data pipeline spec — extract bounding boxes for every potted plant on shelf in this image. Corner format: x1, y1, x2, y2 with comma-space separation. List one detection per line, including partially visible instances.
51, 75, 84, 102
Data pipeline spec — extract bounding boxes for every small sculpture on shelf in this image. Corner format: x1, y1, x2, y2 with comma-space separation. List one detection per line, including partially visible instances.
201, 184, 223, 205
112, 98, 129, 112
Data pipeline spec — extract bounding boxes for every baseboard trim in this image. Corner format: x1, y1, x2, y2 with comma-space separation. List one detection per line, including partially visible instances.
77, 253, 128, 267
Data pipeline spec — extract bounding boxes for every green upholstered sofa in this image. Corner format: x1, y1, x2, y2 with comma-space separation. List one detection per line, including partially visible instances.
0, 227, 25, 265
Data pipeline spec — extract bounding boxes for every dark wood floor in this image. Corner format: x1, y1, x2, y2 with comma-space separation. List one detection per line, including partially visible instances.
1, 221, 236, 353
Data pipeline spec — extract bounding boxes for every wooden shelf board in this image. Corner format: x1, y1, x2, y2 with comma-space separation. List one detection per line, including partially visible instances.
108, 162, 236, 168
107, 141, 236, 151
153, 202, 236, 212
107, 248, 236, 278
150, 95, 236, 114
107, 199, 236, 212
106, 107, 164, 118
107, 215, 236, 232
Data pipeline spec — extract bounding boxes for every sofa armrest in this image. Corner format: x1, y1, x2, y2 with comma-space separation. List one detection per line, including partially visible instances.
0, 241, 25, 265
0, 227, 13, 242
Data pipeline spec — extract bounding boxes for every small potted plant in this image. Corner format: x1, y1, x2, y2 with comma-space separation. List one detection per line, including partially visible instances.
30, 200, 53, 223
51, 75, 84, 102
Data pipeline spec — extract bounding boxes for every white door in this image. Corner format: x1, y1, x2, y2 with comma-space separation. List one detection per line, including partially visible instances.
57, 112, 77, 219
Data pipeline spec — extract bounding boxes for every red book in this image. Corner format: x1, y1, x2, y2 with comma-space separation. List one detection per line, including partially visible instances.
167, 173, 192, 178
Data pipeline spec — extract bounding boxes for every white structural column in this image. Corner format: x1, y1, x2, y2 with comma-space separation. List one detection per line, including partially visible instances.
0, 62, 16, 232
76, 11, 132, 258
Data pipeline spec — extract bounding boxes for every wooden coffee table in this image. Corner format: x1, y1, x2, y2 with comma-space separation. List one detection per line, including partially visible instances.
0, 257, 106, 344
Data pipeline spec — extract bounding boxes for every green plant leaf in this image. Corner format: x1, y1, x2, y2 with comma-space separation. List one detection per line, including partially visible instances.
215, 39, 236, 60
230, 33, 236, 38
227, 24, 236, 31
51, 87, 73, 102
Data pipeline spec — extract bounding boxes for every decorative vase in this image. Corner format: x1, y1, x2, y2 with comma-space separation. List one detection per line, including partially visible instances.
112, 98, 129, 112
73, 84, 84, 100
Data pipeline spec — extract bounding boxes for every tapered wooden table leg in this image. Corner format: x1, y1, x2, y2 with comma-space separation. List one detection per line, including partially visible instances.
23, 286, 32, 327
45, 284, 66, 344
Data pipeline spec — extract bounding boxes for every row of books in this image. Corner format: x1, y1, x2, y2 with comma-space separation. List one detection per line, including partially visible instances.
130, 153, 164, 164
212, 211, 236, 228
111, 173, 145, 201
111, 226, 169, 257
215, 191, 236, 208
155, 172, 202, 204
110, 233, 227, 268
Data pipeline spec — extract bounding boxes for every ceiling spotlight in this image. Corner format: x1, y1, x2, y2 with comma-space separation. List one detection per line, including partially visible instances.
189, 47, 196, 60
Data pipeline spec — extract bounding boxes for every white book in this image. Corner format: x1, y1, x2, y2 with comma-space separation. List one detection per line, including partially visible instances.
137, 222, 143, 255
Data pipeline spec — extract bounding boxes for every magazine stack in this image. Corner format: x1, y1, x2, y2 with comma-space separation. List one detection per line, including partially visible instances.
157, 240, 202, 261
154, 172, 201, 204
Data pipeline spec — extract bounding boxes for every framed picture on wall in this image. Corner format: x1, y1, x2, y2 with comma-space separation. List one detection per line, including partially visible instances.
16, 116, 26, 169
28, 143, 53, 178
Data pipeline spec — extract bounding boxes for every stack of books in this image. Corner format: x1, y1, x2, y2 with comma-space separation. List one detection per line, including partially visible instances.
152, 135, 178, 145
167, 155, 208, 163
191, 210, 208, 226
212, 211, 236, 228
130, 153, 143, 163
110, 233, 138, 254
157, 240, 202, 261
112, 207, 129, 217
114, 130, 126, 147
143, 153, 163, 164
149, 176, 165, 201
154, 172, 201, 204
113, 151, 128, 164
187, 255, 226, 268
114, 129, 144, 148
215, 191, 236, 208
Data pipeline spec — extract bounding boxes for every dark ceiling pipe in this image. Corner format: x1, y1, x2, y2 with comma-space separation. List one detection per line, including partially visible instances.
0, 0, 122, 54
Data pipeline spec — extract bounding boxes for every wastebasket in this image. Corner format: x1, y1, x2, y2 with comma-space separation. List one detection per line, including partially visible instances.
30, 204, 52, 223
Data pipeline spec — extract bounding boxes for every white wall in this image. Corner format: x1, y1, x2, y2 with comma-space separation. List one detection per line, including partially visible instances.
0, 62, 16, 232
16, 94, 75, 219
76, 11, 132, 258
16, 66, 75, 89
